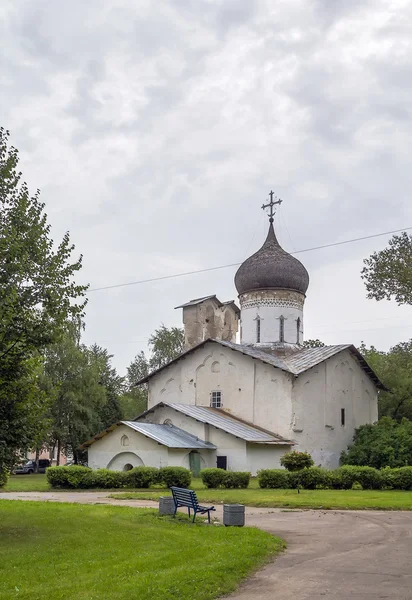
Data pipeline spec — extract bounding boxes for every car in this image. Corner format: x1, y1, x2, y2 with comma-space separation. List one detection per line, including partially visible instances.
14, 459, 51, 474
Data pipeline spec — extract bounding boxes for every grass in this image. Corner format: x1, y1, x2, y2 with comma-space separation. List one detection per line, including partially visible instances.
111, 488, 412, 511
4, 474, 50, 492
4, 474, 412, 510
0, 501, 283, 600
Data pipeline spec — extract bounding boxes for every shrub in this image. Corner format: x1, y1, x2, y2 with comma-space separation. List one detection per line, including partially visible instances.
200, 468, 227, 488
222, 471, 250, 489
125, 466, 159, 488
46, 466, 91, 489
258, 469, 290, 489
89, 469, 128, 489
159, 466, 191, 488
289, 467, 332, 490
0, 467, 9, 488
387, 466, 412, 490
280, 451, 314, 471
332, 466, 383, 490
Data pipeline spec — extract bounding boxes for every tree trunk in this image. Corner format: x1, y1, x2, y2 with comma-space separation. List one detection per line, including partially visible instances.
56, 440, 61, 466
34, 447, 40, 473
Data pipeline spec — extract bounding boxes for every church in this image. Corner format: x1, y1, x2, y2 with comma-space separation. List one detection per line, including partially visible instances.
84, 194, 383, 474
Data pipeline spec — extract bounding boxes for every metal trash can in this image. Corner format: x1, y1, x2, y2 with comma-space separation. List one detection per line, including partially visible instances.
223, 504, 245, 527
159, 496, 175, 515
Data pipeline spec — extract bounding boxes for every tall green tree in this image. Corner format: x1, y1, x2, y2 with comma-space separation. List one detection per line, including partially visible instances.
0, 128, 87, 478
361, 232, 412, 305
359, 341, 412, 421
119, 352, 149, 420
148, 324, 184, 370
43, 329, 107, 463
88, 344, 123, 428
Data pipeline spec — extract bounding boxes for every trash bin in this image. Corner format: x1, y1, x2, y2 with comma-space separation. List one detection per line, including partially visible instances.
223, 504, 245, 527
159, 496, 175, 515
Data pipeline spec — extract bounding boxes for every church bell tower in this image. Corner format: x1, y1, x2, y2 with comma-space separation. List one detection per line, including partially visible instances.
235, 192, 309, 352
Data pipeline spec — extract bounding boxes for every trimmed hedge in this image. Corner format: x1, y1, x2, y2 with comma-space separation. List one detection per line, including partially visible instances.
0, 467, 9, 488
46, 465, 191, 490
258, 465, 412, 490
280, 450, 314, 471
200, 469, 250, 489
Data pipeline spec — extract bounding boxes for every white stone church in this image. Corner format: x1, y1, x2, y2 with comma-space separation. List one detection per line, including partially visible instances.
84, 195, 383, 474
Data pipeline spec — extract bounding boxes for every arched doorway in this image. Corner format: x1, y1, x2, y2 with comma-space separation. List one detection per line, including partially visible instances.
107, 452, 144, 471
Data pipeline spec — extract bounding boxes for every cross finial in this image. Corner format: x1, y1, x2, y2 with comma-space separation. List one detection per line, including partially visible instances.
261, 190, 282, 223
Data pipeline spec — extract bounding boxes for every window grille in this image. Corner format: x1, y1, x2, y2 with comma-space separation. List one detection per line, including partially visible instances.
279, 315, 285, 342
211, 391, 222, 408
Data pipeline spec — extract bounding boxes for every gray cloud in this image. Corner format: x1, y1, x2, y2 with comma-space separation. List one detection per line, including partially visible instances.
1, 0, 412, 372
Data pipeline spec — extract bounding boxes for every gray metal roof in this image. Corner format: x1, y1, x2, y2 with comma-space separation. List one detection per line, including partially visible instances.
135, 338, 385, 390
122, 422, 216, 449
158, 402, 292, 444
175, 295, 217, 309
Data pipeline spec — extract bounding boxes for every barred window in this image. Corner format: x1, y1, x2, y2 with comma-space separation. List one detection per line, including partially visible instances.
279, 315, 285, 342
210, 391, 222, 408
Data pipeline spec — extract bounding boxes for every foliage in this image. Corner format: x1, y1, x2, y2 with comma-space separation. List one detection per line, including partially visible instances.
280, 450, 314, 471
200, 468, 250, 489
0, 502, 283, 600
359, 342, 412, 421
361, 232, 412, 305
88, 344, 124, 428
289, 467, 332, 490
387, 467, 412, 490
331, 466, 384, 490
257, 469, 290, 489
42, 327, 108, 463
46, 465, 91, 488
302, 339, 325, 348
0, 128, 87, 476
200, 468, 228, 488
148, 324, 184, 370
341, 417, 412, 468
0, 467, 9, 487
125, 466, 160, 488
159, 466, 191, 488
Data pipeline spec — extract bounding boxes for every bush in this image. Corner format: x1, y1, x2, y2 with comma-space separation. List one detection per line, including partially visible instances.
258, 469, 290, 489
289, 467, 332, 490
46, 466, 91, 489
387, 466, 412, 490
125, 466, 159, 489
332, 466, 383, 490
222, 472, 250, 489
200, 468, 227, 488
0, 467, 9, 488
280, 451, 314, 471
159, 466, 191, 488
88, 469, 128, 489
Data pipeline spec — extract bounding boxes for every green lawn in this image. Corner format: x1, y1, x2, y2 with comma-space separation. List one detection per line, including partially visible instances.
111, 488, 412, 511
0, 500, 283, 600
5, 474, 50, 492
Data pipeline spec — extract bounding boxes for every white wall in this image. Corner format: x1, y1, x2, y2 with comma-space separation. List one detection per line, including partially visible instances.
247, 444, 286, 474
241, 304, 303, 345
291, 349, 379, 468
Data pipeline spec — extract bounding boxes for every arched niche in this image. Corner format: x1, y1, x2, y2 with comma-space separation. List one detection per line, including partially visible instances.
107, 452, 144, 471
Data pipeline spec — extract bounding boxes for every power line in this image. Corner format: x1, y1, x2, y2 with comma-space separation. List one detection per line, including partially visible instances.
87, 225, 412, 293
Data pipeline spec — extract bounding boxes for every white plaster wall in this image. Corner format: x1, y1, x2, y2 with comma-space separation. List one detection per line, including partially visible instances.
291, 349, 379, 469
148, 341, 293, 438
87, 424, 169, 470
241, 304, 303, 345
246, 444, 287, 474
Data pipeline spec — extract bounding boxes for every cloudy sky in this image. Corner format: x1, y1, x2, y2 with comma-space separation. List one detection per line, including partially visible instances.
2, 0, 412, 373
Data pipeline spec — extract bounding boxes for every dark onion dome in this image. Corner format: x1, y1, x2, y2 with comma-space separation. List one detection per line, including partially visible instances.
235, 223, 309, 295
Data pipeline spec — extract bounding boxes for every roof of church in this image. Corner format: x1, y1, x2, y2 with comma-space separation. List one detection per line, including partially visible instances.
137, 402, 293, 444
234, 222, 309, 295
81, 421, 216, 449
175, 295, 240, 314
135, 338, 386, 390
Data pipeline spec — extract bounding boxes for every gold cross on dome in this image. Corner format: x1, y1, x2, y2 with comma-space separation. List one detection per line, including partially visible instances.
262, 190, 282, 223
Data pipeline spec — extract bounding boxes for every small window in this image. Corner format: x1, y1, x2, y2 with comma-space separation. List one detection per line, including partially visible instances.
121, 435, 129, 447
211, 391, 222, 408
341, 408, 345, 426
279, 315, 285, 342
296, 317, 301, 344
256, 316, 261, 343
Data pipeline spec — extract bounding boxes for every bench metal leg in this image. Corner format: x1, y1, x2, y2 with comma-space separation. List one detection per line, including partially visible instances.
173, 504, 178, 518
192, 510, 197, 523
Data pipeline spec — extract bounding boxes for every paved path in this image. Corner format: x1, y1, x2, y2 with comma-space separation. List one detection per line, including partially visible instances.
1, 492, 411, 599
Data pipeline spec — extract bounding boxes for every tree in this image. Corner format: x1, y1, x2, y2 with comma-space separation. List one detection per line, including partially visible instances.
361, 232, 412, 305
43, 328, 107, 464
148, 324, 184, 370
119, 351, 149, 419
303, 339, 325, 348
88, 344, 123, 429
359, 341, 412, 421
0, 128, 87, 478
341, 417, 412, 468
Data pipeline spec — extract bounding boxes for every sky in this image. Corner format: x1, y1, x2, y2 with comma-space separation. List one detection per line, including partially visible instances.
1, 0, 412, 374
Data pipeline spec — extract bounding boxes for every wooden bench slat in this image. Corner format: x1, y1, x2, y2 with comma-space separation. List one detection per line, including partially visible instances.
170, 486, 215, 523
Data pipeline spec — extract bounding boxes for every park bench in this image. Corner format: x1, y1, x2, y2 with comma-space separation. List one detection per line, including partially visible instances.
170, 486, 216, 523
